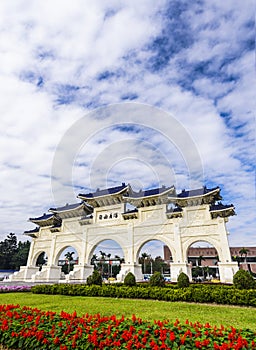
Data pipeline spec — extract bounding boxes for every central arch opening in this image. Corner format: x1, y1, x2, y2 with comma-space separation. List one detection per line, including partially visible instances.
91, 239, 124, 280
187, 241, 220, 282
137, 240, 172, 281
56, 246, 79, 275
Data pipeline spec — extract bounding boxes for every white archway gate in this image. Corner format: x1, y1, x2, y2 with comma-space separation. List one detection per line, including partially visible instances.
10, 184, 238, 283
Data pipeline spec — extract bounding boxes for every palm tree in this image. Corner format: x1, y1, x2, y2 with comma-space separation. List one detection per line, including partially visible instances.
91, 254, 98, 267
64, 251, 75, 273
198, 255, 205, 266
239, 248, 249, 263
141, 252, 149, 274
99, 250, 106, 260
115, 255, 125, 264
107, 253, 111, 277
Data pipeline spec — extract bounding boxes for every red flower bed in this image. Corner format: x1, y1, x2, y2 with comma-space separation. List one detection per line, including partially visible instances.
0, 304, 255, 349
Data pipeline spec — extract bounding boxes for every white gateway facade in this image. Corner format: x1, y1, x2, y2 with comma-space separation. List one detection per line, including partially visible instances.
10, 184, 238, 283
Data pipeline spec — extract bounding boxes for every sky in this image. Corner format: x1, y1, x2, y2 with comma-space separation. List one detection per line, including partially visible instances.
0, 1, 255, 259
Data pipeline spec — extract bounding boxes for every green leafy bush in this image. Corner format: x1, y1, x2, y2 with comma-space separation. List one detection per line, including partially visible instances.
233, 269, 256, 290
87, 269, 102, 286
124, 272, 136, 286
177, 272, 190, 288
31, 283, 256, 307
149, 272, 165, 287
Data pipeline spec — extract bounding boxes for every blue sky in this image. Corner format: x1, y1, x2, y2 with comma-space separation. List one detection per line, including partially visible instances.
0, 1, 255, 258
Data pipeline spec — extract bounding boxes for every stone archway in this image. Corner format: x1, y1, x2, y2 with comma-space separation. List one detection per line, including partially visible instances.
10, 184, 238, 283
136, 239, 175, 279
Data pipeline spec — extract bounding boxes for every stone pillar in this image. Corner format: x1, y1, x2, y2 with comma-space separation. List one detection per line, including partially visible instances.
218, 262, 239, 283
116, 263, 143, 282
170, 262, 192, 282
47, 234, 57, 265
8, 266, 40, 282
31, 265, 61, 282
26, 240, 35, 266
65, 264, 94, 282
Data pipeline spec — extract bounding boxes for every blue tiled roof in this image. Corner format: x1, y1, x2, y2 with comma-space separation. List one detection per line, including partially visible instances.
29, 213, 54, 221
177, 186, 220, 198
24, 227, 39, 233
79, 183, 128, 198
49, 202, 83, 212
210, 203, 234, 211
129, 186, 173, 198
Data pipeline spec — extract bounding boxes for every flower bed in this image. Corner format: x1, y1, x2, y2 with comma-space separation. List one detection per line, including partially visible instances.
0, 285, 31, 293
0, 304, 255, 349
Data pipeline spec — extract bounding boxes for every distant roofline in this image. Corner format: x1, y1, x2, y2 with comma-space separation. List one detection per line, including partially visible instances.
128, 185, 175, 199
210, 204, 235, 212
29, 213, 55, 222
78, 183, 129, 200
49, 202, 85, 213
175, 186, 220, 199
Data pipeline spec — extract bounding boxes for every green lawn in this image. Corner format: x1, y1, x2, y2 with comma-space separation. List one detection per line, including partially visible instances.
0, 292, 255, 331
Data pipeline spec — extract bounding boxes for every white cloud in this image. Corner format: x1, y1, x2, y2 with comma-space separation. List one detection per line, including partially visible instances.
0, 0, 254, 256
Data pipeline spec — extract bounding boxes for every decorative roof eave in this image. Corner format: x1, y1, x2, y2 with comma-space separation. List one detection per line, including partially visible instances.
210, 205, 235, 219
78, 184, 129, 200
24, 227, 39, 238
173, 188, 222, 207
125, 186, 176, 208
29, 214, 60, 227
49, 202, 92, 219
78, 185, 130, 207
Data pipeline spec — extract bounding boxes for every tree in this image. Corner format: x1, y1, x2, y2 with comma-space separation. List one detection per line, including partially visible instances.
198, 255, 205, 266
64, 251, 75, 273
0, 233, 30, 270
91, 254, 98, 267
99, 251, 106, 260
177, 272, 190, 288
140, 252, 149, 274
149, 271, 165, 287
87, 269, 102, 286
0, 233, 18, 270
11, 240, 30, 269
233, 269, 255, 289
124, 272, 136, 286
239, 248, 249, 263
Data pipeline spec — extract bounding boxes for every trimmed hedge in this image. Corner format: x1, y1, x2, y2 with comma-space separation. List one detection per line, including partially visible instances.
233, 269, 256, 290
31, 283, 256, 307
124, 272, 136, 286
177, 272, 190, 288
149, 271, 165, 287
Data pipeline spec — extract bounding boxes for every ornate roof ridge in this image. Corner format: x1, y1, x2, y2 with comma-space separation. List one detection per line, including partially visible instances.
49, 202, 85, 213
176, 186, 221, 199
78, 183, 129, 199
127, 185, 175, 199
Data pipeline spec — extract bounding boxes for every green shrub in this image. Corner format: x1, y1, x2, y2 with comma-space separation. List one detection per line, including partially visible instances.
233, 269, 256, 290
124, 272, 136, 286
31, 283, 256, 307
149, 272, 165, 287
177, 272, 190, 288
87, 269, 102, 286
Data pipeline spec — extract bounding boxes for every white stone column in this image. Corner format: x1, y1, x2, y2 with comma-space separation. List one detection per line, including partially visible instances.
47, 233, 57, 266
66, 264, 94, 282
116, 263, 143, 282
218, 262, 239, 283
170, 263, 192, 282
26, 240, 36, 266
